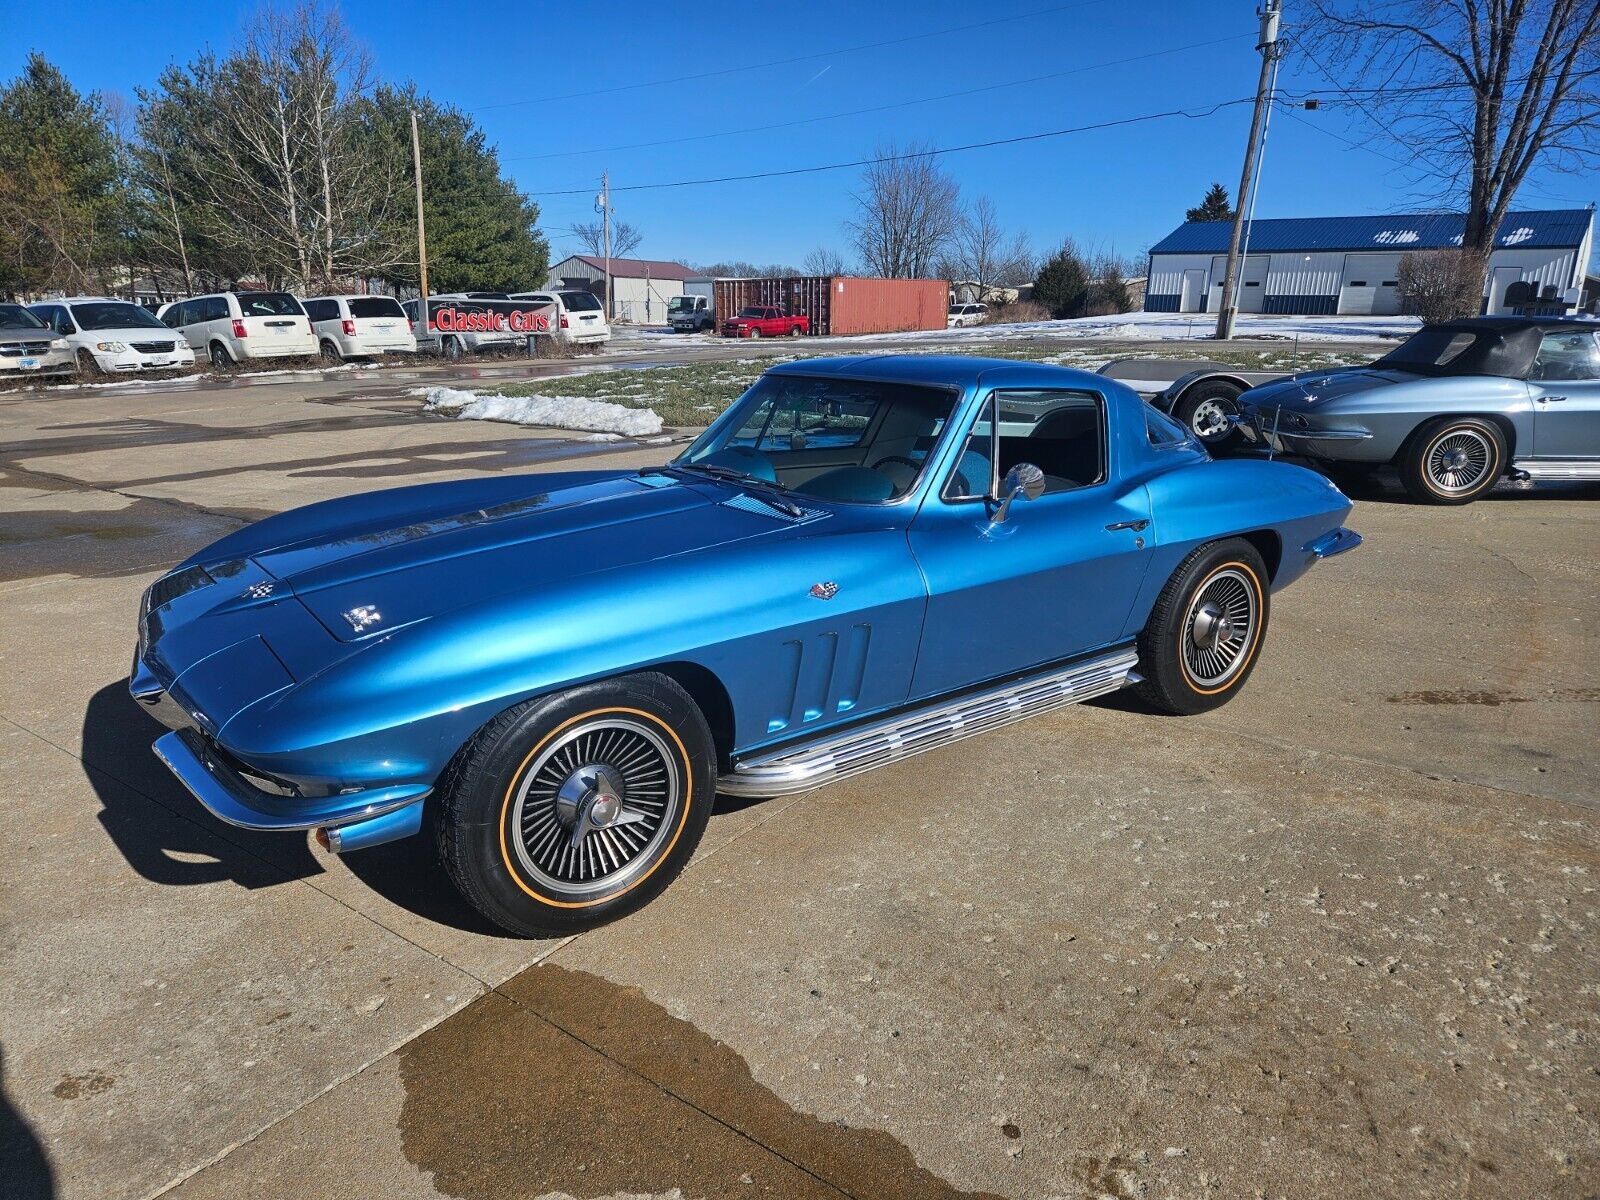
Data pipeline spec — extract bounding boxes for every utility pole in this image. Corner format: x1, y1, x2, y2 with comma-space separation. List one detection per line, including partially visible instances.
598, 171, 613, 321
1216, 0, 1283, 341
410, 110, 430, 303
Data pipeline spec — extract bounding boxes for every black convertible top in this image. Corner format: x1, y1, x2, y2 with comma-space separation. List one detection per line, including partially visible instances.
1374, 316, 1600, 379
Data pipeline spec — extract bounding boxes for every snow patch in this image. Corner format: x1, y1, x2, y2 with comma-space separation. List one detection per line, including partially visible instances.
425, 386, 663, 436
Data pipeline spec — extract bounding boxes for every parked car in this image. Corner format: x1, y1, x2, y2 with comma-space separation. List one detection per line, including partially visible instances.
29, 297, 197, 375
301, 295, 417, 361
0, 304, 74, 380
130, 355, 1359, 937
159, 291, 317, 368
507, 289, 611, 347
404, 296, 529, 359
1148, 361, 1291, 449
721, 305, 808, 339
948, 302, 988, 328
1236, 317, 1600, 503
667, 293, 715, 332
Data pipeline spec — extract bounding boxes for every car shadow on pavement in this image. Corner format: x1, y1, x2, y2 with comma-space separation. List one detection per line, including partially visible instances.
337, 834, 516, 939
0, 1046, 55, 1200
81, 682, 323, 890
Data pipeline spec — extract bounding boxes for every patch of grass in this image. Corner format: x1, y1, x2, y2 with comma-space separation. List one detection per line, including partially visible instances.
482, 341, 1373, 429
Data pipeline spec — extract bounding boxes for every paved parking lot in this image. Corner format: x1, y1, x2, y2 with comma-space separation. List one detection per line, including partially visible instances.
1, 362, 1596, 1199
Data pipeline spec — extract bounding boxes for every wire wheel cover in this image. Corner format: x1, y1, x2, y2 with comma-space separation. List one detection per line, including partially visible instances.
1425, 428, 1493, 493
508, 716, 681, 896
1182, 567, 1258, 688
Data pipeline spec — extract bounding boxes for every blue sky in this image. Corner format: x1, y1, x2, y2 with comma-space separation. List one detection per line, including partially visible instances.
5, 0, 1594, 271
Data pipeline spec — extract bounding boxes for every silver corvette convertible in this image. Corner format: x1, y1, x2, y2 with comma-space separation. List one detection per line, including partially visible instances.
1233, 317, 1600, 504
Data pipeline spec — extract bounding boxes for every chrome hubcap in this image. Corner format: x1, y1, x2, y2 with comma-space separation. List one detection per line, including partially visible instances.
510, 717, 679, 896
1190, 397, 1235, 440
1425, 429, 1491, 493
1182, 568, 1257, 687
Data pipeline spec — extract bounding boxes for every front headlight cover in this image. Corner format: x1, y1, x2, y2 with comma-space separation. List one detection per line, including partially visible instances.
95, 341, 128, 353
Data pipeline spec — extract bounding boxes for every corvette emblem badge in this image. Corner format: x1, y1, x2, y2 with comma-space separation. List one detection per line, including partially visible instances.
809, 581, 839, 600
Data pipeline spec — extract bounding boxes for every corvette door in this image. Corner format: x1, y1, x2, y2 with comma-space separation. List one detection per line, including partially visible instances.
908, 388, 1155, 700
1528, 330, 1600, 460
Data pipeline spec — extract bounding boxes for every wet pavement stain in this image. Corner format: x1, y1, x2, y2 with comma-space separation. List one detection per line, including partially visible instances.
397, 964, 1004, 1200
1386, 687, 1599, 707
52, 1070, 114, 1100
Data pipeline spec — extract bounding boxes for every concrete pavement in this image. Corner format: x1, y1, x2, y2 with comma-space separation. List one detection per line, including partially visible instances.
0, 357, 1594, 1199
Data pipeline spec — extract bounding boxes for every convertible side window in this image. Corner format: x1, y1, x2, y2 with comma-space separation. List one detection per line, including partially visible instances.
1532, 331, 1600, 382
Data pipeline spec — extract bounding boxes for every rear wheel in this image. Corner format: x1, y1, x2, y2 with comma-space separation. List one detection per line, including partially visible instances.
1174, 380, 1244, 451
208, 341, 233, 369
1135, 538, 1270, 715
788, 324, 802, 337
437, 672, 716, 937
1399, 416, 1505, 505
319, 338, 342, 363
443, 336, 464, 361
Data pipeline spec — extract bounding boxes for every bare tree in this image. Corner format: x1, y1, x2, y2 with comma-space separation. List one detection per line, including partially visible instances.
1305, 1, 1600, 297
936, 196, 1034, 302
803, 245, 850, 275
570, 218, 642, 259
846, 141, 962, 279
1396, 248, 1484, 322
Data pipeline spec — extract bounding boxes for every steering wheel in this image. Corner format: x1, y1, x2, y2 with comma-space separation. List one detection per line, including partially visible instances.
870, 454, 923, 474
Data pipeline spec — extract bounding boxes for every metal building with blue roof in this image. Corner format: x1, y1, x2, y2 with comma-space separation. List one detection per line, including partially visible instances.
1144, 206, 1594, 317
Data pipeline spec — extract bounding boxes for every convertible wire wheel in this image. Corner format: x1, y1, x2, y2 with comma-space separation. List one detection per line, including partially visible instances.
1181, 566, 1259, 689
1424, 428, 1493, 495
508, 715, 681, 898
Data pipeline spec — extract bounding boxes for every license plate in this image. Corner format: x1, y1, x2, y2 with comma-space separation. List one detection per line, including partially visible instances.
20, 358, 39, 369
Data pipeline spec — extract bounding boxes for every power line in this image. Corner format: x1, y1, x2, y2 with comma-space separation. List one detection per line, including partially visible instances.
505, 34, 1250, 163
471, 0, 1112, 110
527, 99, 1258, 197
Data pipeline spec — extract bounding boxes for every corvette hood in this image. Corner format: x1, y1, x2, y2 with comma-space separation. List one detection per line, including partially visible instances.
1245, 367, 1417, 410
203, 471, 788, 642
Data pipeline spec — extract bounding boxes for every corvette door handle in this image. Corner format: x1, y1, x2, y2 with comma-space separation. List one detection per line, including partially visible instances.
1105, 519, 1150, 532
1540, 395, 1568, 403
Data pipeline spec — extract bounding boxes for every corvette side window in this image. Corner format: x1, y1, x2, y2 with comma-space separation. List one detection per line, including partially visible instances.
943, 398, 996, 501
1532, 332, 1600, 381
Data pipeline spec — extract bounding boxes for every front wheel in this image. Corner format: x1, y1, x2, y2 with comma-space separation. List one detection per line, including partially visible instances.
747, 327, 762, 339
436, 672, 717, 938
1174, 381, 1244, 451
76, 349, 103, 379
1135, 538, 1270, 715
1399, 416, 1505, 505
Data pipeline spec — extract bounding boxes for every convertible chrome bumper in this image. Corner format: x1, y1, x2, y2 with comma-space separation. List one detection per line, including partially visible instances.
722, 646, 1141, 797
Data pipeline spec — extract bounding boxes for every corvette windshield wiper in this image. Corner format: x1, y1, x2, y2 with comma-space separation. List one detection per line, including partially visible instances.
659, 462, 805, 517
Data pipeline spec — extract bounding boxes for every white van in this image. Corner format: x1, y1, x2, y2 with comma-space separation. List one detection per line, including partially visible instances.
160, 291, 317, 368
302, 295, 418, 360
507, 289, 611, 347
29, 297, 197, 374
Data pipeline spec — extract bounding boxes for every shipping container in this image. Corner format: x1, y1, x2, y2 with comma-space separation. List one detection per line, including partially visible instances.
712, 276, 949, 336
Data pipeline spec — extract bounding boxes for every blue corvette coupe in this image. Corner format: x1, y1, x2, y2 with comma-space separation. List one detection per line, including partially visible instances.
131, 356, 1360, 936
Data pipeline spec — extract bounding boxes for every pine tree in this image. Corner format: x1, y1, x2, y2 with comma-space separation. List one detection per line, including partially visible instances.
1185, 183, 1234, 223
1032, 243, 1091, 319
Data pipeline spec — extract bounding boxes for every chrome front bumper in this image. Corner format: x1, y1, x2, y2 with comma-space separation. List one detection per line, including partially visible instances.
130, 655, 427, 846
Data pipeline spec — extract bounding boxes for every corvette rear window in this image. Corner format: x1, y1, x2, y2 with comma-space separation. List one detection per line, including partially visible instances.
1376, 328, 1478, 373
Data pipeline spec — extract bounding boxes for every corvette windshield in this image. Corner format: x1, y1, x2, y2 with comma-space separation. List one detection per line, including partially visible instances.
677, 373, 957, 504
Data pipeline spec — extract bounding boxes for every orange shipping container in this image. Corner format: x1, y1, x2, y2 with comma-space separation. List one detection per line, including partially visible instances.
713, 276, 948, 336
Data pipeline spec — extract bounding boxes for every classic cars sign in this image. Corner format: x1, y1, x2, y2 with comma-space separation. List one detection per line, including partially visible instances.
431, 304, 553, 334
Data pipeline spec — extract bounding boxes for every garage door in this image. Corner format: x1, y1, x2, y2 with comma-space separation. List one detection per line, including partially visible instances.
1340, 254, 1404, 315
1207, 255, 1269, 313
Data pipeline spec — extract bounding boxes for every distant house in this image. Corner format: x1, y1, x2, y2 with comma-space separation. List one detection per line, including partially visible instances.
545, 255, 694, 324
1144, 207, 1595, 316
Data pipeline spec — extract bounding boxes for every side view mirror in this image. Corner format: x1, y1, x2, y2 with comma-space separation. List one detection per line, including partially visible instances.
992, 462, 1045, 523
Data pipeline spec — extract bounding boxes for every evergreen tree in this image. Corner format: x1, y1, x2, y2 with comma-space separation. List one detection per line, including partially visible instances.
0, 54, 128, 295
1032, 243, 1091, 319
1185, 183, 1234, 223
366, 84, 549, 294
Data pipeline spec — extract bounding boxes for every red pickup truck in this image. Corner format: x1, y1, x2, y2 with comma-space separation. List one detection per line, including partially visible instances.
721, 305, 809, 339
